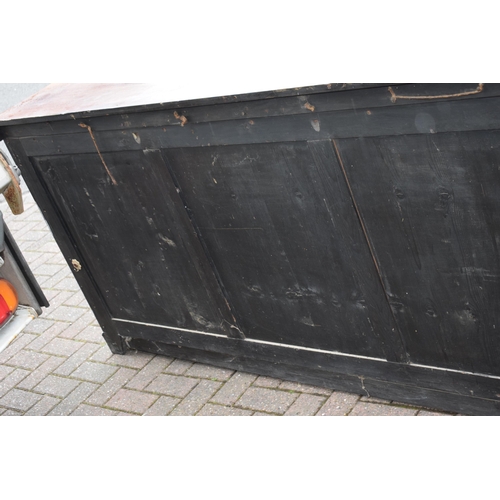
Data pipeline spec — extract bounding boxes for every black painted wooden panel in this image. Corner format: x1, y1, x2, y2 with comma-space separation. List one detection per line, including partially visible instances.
3, 83, 500, 414
16, 96, 500, 157
162, 140, 405, 359
5, 84, 500, 138
336, 131, 500, 375
32, 149, 237, 335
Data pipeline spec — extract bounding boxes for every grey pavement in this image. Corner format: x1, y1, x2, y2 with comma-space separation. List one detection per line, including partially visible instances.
0, 188, 457, 416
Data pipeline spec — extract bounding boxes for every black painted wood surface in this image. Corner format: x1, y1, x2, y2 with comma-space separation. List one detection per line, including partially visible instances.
1, 83, 499, 415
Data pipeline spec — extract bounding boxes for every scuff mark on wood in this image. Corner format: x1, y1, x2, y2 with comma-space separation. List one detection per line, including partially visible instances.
304, 102, 315, 112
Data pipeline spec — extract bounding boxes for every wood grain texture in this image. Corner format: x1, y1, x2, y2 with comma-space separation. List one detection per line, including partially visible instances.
2, 83, 500, 414
32, 149, 238, 336
336, 131, 500, 375
13, 96, 500, 158
163, 141, 404, 359
122, 332, 500, 416
4, 84, 500, 138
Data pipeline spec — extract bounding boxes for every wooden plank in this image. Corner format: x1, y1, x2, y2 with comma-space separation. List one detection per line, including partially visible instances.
4, 83, 500, 415
336, 130, 500, 375
4, 138, 127, 353
0, 83, 381, 124
115, 318, 500, 402
163, 141, 406, 360
14, 96, 500, 157
117, 323, 500, 415
31, 149, 238, 336
4, 84, 500, 138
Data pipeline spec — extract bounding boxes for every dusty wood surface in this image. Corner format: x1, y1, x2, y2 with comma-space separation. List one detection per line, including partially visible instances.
2, 83, 500, 414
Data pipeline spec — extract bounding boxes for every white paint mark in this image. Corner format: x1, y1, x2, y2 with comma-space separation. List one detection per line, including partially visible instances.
159, 234, 177, 247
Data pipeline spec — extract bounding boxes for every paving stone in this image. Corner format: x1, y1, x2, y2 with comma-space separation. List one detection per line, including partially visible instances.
197, 404, 253, 416
0, 368, 30, 397
48, 382, 99, 416
146, 374, 199, 398
8, 220, 37, 235
279, 381, 333, 396
24, 235, 55, 253
17, 356, 66, 390
25, 395, 61, 416
0, 389, 43, 412
23, 318, 54, 334
63, 291, 88, 307
6, 350, 49, 370
106, 389, 158, 414
34, 375, 81, 398
170, 380, 222, 416
45, 305, 86, 323
0, 333, 38, 364
18, 230, 47, 242
33, 264, 65, 276
185, 363, 234, 381
317, 392, 360, 416
71, 404, 118, 416
24, 253, 52, 270
73, 325, 104, 343
164, 359, 193, 374
53, 343, 102, 376
349, 402, 418, 416
210, 372, 257, 405
70, 362, 118, 383
86, 367, 137, 405
253, 376, 282, 388
0, 365, 14, 382
2, 409, 23, 416
52, 277, 81, 291
42, 291, 75, 311
143, 396, 180, 416
46, 254, 67, 265
106, 351, 154, 369
41, 338, 83, 357
78, 298, 90, 308
38, 267, 72, 287
38, 242, 61, 254
89, 345, 113, 363
57, 312, 96, 340
126, 356, 174, 391
41, 288, 61, 302
284, 394, 327, 416
236, 387, 298, 414
27, 322, 69, 351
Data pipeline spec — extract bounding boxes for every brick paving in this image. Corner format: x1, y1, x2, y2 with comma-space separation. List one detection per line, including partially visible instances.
0, 189, 458, 416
